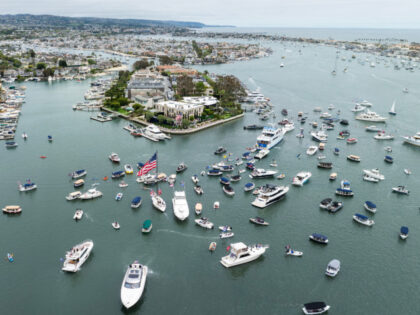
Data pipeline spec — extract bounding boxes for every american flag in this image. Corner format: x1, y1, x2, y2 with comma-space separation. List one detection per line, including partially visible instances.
137, 152, 157, 176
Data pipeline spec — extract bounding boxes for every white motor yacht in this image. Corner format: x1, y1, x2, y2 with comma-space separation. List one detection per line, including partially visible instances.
402, 132, 420, 147
249, 168, 277, 179
306, 145, 318, 155
109, 152, 120, 163
325, 259, 341, 277
311, 131, 328, 143
220, 242, 269, 268
251, 184, 289, 208
172, 191, 189, 221
256, 125, 285, 150
120, 261, 148, 309
374, 131, 394, 140
292, 172, 312, 186
355, 110, 387, 122
143, 124, 169, 141
356, 100, 373, 107
79, 188, 102, 200
66, 191, 82, 201
62, 240, 94, 272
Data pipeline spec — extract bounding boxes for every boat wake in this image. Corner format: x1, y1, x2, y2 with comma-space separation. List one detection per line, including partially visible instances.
370, 74, 400, 88
155, 229, 218, 240
83, 213, 94, 222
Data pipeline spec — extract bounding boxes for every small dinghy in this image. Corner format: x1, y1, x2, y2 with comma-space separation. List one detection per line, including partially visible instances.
309, 233, 328, 244
302, 302, 330, 315
384, 155, 393, 163
404, 169, 412, 175
112, 221, 120, 230
131, 196, 142, 208
176, 163, 188, 173
191, 175, 199, 184
220, 232, 234, 239
142, 220, 152, 233
73, 179, 85, 188
364, 201, 377, 213
115, 192, 123, 201
209, 242, 217, 252
223, 185, 235, 196
213, 201, 220, 209
193, 185, 204, 195
195, 203, 202, 215
195, 217, 214, 229
277, 173, 286, 179
249, 216, 269, 226
73, 209, 83, 220
285, 245, 303, 257
219, 225, 232, 232
47, 135, 53, 142
119, 181, 128, 188
400, 226, 409, 240
7, 253, 14, 262
392, 186, 409, 195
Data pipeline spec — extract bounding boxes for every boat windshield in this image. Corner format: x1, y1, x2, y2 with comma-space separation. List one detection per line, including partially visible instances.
124, 282, 141, 289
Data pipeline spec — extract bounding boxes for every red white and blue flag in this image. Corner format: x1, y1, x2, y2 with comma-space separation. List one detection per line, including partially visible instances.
137, 152, 157, 176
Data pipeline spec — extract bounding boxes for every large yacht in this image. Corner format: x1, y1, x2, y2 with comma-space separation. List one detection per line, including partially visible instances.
172, 191, 189, 221
402, 132, 420, 147
355, 110, 387, 122
251, 184, 289, 208
120, 261, 148, 309
62, 240, 94, 272
292, 172, 312, 186
256, 125, 285, 150
143, 124, 169, 141
79, 188, 102, 200
220, 242, 269, 268
311, 130, 328, 143
249, 168, 277, 179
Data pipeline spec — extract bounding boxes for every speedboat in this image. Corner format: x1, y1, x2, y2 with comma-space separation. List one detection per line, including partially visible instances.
207, 169, 222, 176
319, 198, 332, 209
302, 302, 330, 315
364, 201, 377, 213
47, 135, 53, 142
124, 164, 133, 174
325, 259, 341, 277
112, 222, 120, 230
62, 240, 94, 272
73, 179, 85, 188
220, 177, 230, 185
400, 226, 409, 240
249, 168, 277, 179
112, 171, 125, 179
66, 191, 82, 201
392, 186, 409, 195
318, 143, 325, 151
311, 131, 328, 143
193, 185, 204, 195
353, 213, 374, 226
220, 242, 269, 268
195, 203, 202, 215
363, 168, 385, 180
357, 100, 373, 107
79, 188, 102, 200
346, 137, 357, 144
355, 110, 387, 122
172, 191, 189, 220
320, 112, 331, 119
327, 201, 343, 213
119, 181, 128, 188
317, 154, 326, 160
18, 181, 37, 192
219, 225, 232, 232
223, 185, 235, 196
142, 220, 152, 233
365, 125, 381, 132
168, 174, 176, 184
195, 217, 214, 229
363, 175, 379, 182
214, 146, 227, 155
256, 125, 285, 150
230, 174, 241, 182
404, 169, 412, 175
244, 182, 255, 192
329, 173, 337, 180
2, 205, 22, 214
374, 131, 394, 140
151, 192, 166, 212
209, 242, 217, 252
70, 169, 87, 179
384, 155, 393, 163
251, 184, 289, 208
351, 104, 366, 112
384, 146, 392, 152
176, 163, 188, 173
292, 172, 312, 186
213, 201, 220, 209
317, 162, 332, 169
255, 149, 270, 159
73, 209, 83, 220
220, 232, 234, 239
249, 217, 269, 226
191, 175, 199, 184
309, 233, 328, 244
109, 152, 120, 163
306, 146, 318, 155
285, 245, 303, 257
120, 261, 148, 309
131, 196, 142, 208
347, 155, 361, 162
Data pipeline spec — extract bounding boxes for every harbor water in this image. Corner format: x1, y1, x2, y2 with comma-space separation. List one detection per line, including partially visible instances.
1, 38, 420, 314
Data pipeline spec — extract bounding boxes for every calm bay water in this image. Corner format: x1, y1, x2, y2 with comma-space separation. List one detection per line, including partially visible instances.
1, 36, 420, 314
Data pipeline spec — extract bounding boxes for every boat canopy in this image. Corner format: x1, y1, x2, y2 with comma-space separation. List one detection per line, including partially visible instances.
401, 226, 409, 234
312, 233, 327, 240
131, 196, 141, 204
208, 169, 221, 174
74, 169, 85, 174
242, 152, 251, 157
245, 183, 254, 188
304, 302, 327, 310
355, 213, 368, 220
365, 201, 376, 208
385, 155, 393, 160
336, 188, 352, 193
112, 170, 124, 175
220, 177, 230, 183
143, 220, 152, 229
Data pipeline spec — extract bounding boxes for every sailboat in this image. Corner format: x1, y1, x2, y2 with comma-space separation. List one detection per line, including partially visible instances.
389, 100, 396, 115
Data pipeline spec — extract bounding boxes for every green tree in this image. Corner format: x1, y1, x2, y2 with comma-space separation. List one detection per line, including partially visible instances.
195, 81, 205, 95
29, 49, 36, 59
158, 55, 173, 65
181, 119, 190, 129
58, 59, 67, 67
176, 75, 194, 97
133, 59, 150, 70
145, 112, 154, 121
36, 62, 46, 70
87, 59, 96, 65
157, 114, 166, 125
43, 68, 54, 77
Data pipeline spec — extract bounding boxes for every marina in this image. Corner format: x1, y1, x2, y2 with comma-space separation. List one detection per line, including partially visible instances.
1, 30, 420, 315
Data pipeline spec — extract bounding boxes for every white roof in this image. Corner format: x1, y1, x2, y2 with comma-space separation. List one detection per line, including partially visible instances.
231, 242, 247, 251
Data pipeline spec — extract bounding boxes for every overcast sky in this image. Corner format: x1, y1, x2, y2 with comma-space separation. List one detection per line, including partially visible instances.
3, 0, 420, 28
